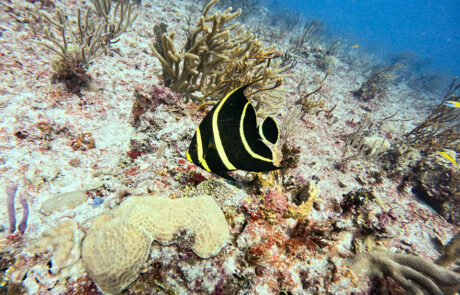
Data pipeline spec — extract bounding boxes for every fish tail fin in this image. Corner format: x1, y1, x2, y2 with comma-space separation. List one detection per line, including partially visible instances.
259, 116, 279, 145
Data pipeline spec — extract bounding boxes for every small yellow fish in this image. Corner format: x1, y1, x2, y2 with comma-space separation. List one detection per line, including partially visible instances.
351, 44, 359, 48
174, 11, 182, 16
443, 100, 460, 108
437, 151, 458, 165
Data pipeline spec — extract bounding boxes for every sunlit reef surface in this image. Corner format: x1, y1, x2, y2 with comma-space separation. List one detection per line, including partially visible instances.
0, 0, 458, 294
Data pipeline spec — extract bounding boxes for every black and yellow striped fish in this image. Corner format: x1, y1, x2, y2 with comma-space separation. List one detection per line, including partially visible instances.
186, 84, 280, 180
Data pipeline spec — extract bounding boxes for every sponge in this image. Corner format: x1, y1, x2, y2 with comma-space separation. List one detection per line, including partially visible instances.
81, 195, 230, 294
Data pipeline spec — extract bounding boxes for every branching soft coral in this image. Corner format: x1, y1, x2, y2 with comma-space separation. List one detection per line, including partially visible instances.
39, 0, 138, 94
150, 0, 286, 113
405, 77, 460, 153
349, 250, 460, 295
353, 63, 401, 101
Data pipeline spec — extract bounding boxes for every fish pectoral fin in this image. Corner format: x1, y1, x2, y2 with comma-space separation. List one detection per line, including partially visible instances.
259, 116, 279, 145
206, 134, 216, 152
214, 170, 235, 181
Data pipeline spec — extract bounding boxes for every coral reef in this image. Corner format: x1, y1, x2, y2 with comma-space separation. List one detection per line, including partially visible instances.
82, 194, 230, 294
150, 0, 285, 108
381, 139, 459, 226
349, 250, 460, 295
353, 63, 401, 101
1, 0, 458, 294
25, 219, 85, 280
405, 152, 459, 225
405, 77, 460, 153
39, 0, 138, 94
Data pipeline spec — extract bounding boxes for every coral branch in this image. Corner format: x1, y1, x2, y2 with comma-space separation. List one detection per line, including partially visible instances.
150, 0, 287, 113
17, 193, 29, 234
6, 182, 18, 234
405, 77, 460, 153
5, 182, 29, 234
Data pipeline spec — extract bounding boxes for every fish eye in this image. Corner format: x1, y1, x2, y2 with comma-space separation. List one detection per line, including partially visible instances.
190, 144, 197, 152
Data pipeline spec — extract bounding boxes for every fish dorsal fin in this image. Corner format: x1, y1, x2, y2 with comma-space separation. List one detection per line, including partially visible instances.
259, 116, 279, 145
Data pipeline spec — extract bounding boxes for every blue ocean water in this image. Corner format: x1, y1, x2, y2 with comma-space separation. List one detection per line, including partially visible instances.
269, 0, 459, 77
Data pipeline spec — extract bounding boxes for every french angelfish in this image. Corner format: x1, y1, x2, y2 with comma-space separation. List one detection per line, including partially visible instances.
186, 84, 280, 180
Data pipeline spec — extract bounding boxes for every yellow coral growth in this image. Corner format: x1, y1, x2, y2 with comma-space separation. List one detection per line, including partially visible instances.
285, 183, 318, 221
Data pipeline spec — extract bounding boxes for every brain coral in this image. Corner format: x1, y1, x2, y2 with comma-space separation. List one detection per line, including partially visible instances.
81, 195, 230, 294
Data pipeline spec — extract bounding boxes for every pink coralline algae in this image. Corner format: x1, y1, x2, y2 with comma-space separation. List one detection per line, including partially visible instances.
264, 190, 290, 216
132, 84, 181, 125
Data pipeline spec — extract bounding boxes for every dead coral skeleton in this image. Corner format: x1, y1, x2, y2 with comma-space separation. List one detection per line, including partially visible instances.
150, 0, 286, 112
349, 250, 460, 295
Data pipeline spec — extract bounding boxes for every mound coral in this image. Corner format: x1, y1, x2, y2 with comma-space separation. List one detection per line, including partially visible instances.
81, 195, 230, 294
40, 191, 88, 215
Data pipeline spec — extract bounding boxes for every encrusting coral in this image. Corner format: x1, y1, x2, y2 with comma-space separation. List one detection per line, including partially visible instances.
81, 194, 230, 294
150, 0, 286, 113
285, 181, 318, 221
349, 249, 460, 295
25, 220, 85, 280
39, 191, 88, 215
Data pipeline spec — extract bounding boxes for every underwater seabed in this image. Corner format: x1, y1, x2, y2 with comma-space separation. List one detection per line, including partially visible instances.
0, 0, 459, 294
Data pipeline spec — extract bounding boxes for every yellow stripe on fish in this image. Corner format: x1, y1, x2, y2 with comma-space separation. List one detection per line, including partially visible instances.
437, 151, 458, 165
196, 127, 211, 172
240, 102, 272, 162
212, 88, 238, 171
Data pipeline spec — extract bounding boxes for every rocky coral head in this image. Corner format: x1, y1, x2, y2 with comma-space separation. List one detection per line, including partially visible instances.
81, 194, 230, 294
